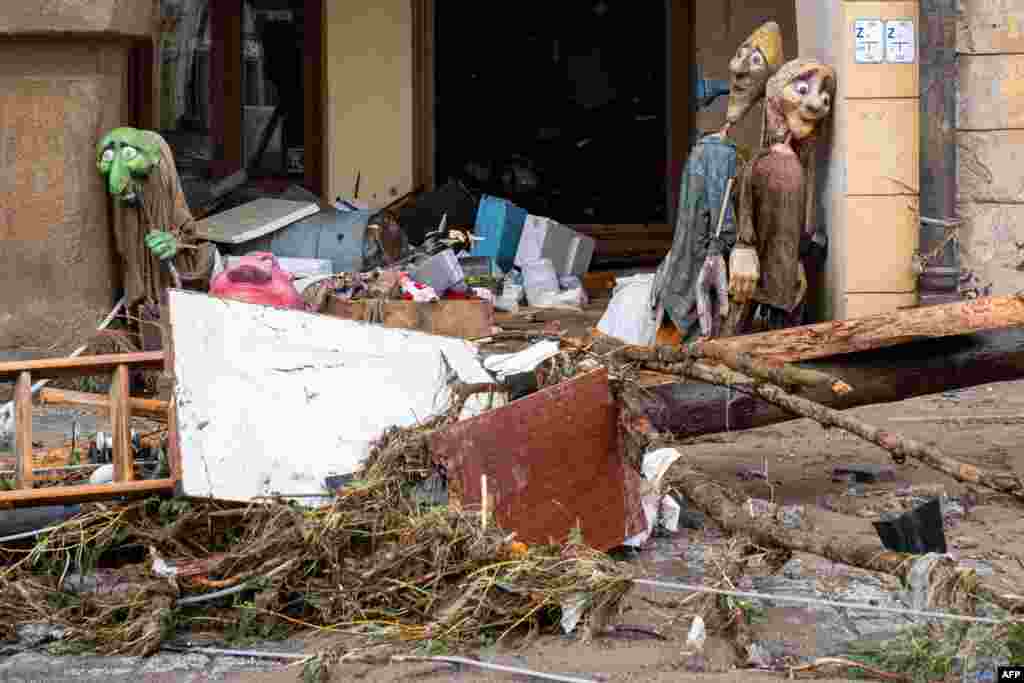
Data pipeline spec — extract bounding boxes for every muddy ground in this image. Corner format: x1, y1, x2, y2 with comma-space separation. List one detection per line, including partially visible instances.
227, 378, 1024, 683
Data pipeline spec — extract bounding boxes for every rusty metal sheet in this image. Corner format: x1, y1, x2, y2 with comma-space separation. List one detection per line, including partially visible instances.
430, 368, 645, 551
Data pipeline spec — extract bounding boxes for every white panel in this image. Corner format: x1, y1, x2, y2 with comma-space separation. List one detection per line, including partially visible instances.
169, 290, 495, 501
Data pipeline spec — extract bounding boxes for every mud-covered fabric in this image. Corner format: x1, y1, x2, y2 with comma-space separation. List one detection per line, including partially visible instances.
651, 135, 738, 340
109, 131, 212, 305
735, 145, 808, 312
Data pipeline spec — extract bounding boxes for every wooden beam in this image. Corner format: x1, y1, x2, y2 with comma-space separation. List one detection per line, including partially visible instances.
705, 295, 1024, 363
110, 365, 134, 483
0, 479, 177, 509
38, 388, 168, 419
0, 351, 164, 382
14, 371, 33, 490
304, 0, 326, 197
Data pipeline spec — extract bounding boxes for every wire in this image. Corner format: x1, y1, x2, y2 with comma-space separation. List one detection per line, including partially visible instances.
632, 578, 1003, 625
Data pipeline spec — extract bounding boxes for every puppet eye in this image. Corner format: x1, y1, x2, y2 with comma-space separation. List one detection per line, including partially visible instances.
101, 149, 115, 163
795, 82, 810, 96
121, 146, 139, 161
750, 52, 764, 67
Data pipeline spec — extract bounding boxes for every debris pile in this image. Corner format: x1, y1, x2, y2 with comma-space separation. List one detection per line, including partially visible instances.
0, 410, 634, 661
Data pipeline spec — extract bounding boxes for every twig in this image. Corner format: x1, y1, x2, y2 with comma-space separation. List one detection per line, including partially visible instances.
681, 361, 1024, 502
390, 655, 600, 683
788, 656, 911, 682
176, 558, 296, 606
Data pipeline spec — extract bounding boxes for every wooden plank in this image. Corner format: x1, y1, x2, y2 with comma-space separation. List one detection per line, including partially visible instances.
325, 297, 494, 339
704, 294, 1024, 363
0, 351, 164, 381
38, 388, 168, 419
304, 0, 326, 198
168, 398, 182, 484
0, 479, 176, 509
109, 365, 134, 483
14, 371, 33, 490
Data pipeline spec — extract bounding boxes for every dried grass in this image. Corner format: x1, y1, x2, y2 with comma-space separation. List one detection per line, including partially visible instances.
0, 391, 635, 658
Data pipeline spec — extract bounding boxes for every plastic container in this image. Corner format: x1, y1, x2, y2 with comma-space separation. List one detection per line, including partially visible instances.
208, 252, 305, 310
412, 249, 464, 295
872, 498, 947, 554
514, 216, 575, 275
564, 233, 596, 277
522, 258, 560, 307
471, 195, 528, 272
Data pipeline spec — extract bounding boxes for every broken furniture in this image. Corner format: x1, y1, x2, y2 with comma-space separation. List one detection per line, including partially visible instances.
0, 351, 178, 508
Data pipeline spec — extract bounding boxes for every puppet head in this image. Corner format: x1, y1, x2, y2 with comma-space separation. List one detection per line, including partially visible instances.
726, 21, 785, 126
765, 58, 837, 143
96, 127, 162, 206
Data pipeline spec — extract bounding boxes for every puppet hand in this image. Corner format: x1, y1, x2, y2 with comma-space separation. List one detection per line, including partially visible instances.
728, 245, 759, 303
696, 253, 730, 337
145, 231, 178, 260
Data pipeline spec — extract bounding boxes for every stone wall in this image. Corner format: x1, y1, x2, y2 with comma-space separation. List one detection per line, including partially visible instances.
957, 0, 1024, 296
0, 1, 154, 352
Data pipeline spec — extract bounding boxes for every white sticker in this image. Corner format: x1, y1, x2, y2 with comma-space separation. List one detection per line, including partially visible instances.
885, 20, 916, 63
854, 19, 884, 64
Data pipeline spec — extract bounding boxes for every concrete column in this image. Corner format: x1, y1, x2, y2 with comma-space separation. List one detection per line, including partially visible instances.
797, 0, 921, 320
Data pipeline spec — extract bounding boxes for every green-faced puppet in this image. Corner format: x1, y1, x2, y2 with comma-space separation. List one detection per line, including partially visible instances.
96, 127, 178, 260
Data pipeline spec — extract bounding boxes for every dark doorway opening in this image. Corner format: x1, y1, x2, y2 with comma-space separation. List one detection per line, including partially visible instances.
433, 1, 669, 225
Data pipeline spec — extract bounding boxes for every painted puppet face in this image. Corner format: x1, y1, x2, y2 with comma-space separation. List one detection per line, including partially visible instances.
726, 21, 784, 125
96, 127, 161, 206
778, 66, 835, 140
765, 59, 838, 143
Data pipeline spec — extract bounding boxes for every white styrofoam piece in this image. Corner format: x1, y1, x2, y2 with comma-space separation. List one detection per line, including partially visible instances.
226, 256, 332, 279
564, 233, 596, 277
193, 198, 320, 245
168, 290, 494, 502
514, 215, 575, 275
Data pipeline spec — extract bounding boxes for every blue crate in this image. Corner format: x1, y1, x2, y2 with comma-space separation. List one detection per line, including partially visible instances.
471, 195, 527, 272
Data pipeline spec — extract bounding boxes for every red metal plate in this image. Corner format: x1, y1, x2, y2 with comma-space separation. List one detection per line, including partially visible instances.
430, 368, 644, 551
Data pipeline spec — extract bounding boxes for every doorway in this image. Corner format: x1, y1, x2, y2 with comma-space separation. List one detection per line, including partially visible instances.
417, 0, 694, 254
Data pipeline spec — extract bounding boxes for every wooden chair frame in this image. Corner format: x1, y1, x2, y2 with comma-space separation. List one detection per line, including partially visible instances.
0, 351, 181, 508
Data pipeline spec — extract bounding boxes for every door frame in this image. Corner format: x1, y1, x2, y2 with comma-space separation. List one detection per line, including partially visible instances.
138, 0, 327, 199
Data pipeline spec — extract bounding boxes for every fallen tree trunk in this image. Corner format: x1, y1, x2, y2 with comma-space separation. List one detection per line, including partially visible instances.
667, 361, 1024, 502
615, 343, 851, 395
632, 328, 1024, 439
668, 458, 1024, 615
702, 294, 1024, 363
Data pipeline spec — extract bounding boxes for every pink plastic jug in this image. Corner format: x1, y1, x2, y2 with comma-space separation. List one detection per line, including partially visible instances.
208, 252, 305, 310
